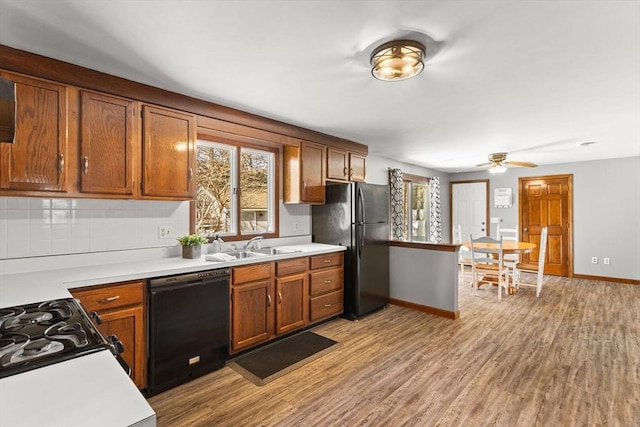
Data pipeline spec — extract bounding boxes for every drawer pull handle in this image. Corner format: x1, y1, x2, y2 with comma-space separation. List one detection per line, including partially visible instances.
104, 295, 120, 302
83, 156, 89, 174
324, 303, 332, 307
267, 294, 272, 307
278, 291, 282, 303
324, 280, 332, 284
324, 259, 332, 263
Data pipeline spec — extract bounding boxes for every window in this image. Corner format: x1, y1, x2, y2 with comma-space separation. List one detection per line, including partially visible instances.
195, 139, 277, 239
402, 174, 430, 242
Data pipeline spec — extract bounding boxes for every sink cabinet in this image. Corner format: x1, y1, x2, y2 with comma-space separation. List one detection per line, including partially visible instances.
275, 257, 308, 335
71, 280, 147, 389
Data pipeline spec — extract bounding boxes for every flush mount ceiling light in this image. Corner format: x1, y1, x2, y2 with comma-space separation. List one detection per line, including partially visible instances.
370, 39, 426, 82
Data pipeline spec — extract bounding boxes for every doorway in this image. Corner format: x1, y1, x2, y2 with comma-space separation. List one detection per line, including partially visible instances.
519, 174, 573, 277
450, 180, 489, 242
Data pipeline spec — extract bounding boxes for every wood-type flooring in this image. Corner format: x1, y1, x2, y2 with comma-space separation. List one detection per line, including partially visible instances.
147, 273, 640, 426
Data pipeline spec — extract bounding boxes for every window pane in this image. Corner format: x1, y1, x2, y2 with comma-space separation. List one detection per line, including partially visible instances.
240, 148, 273, 234
411, 183, 429, 242
196, 142, 233, 236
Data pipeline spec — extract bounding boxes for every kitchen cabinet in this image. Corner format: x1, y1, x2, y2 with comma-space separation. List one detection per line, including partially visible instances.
0, 71, 68, 192
141, 104, 196, 199
230, 262, 274, 353
284, 140, 325, 204
275, 257, 308, 335
309, 252, 344, 322
79, 90, 136, 195
71, 280, 147, 389
326, 147, 367, 183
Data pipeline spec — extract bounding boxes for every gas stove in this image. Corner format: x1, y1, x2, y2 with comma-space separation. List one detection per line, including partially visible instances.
0, 298, 124, 379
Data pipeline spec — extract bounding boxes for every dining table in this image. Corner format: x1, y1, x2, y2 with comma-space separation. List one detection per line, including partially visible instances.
461, 240, 537, 293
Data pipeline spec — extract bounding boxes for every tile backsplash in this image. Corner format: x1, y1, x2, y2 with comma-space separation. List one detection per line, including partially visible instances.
0, 197, 190, 260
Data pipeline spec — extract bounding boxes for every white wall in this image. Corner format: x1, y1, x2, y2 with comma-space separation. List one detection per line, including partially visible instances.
451, 156, 640, 280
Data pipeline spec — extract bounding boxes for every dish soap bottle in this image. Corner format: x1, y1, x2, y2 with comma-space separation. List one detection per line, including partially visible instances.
212, 235, 224, 253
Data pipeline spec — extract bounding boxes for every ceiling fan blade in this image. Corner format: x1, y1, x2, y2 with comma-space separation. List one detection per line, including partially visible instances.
475, 162, 493, 167
504, 161, 537, 168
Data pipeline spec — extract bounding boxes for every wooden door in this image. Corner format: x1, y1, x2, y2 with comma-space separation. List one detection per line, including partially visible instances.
451, 181, 489, 241
80, 90, 135, 195
300, 141, 325, 203
231, 279, 274, 352
519, 174, 572, 276
0, 72, 67, 192
275, 273, 307, 335
326, 147, 348, 181
349, 153, 366, 182
141, 105, 195, 199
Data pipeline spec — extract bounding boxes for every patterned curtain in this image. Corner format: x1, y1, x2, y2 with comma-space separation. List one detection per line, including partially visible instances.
429, 176, 442, 243
389, 168, 404, 240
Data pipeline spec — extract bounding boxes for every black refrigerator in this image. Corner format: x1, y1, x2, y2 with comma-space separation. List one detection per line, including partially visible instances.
312, 182, 390, 319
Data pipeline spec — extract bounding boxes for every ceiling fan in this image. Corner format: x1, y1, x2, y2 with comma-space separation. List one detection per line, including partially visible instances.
476, 152, 537, 174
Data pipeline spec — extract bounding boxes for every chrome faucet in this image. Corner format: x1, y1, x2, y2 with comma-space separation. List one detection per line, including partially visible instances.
243, 236, 263, 251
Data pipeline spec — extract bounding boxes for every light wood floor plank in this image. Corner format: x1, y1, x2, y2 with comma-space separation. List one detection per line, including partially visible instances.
148, 273, 640, 426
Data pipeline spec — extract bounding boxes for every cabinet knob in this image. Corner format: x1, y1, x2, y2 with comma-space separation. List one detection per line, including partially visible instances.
188, 167, 194, 181
267, 294, 272, 307
278, 291, 282, 303
83, 156, 89, 174
343, 167, 348, 177
58, 153, 65, 173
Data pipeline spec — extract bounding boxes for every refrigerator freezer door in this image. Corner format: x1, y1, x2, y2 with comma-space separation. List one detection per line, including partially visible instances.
312, 183, 353, 246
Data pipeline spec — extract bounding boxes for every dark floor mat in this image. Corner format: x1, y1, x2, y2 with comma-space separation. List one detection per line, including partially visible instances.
227, 331, 340, 386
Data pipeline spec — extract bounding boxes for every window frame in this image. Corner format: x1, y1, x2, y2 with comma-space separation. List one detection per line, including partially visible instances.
192, 134, 279, 241
402, 173, 430, 242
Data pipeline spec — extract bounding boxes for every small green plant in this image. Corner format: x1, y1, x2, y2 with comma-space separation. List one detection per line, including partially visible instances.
177, 234, 208, 246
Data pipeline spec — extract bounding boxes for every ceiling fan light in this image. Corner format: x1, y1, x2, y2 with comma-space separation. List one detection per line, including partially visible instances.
488, 164, 507, 174
371, 40, 425, 82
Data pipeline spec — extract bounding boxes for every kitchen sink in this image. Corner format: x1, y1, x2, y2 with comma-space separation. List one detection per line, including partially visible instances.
250, 247, 302, 256
223, 250, 267, 259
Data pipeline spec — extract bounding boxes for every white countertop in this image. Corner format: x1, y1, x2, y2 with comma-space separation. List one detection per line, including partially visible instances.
0, 242, 345, 427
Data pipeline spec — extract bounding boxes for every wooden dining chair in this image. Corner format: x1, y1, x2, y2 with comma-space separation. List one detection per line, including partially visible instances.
469, 235, 510, 300
497, 225, 519, 277
513, 227, 548, 297
454, 225, 473, 280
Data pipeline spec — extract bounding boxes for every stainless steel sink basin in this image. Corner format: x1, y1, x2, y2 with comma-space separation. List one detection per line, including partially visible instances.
250, 247, 302, 256
223, 250, 266, 259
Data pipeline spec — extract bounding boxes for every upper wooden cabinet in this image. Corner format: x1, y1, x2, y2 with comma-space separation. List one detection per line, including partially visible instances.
0, 71, 68, 192
326, 147, 366, 183
141, 104, 196, 199
284, 140, 325, 204
79, 90, 136, 195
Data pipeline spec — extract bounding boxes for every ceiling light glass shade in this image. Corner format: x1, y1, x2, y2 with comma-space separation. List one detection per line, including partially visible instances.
488, 164, 507, 174
370, 40, 426, 82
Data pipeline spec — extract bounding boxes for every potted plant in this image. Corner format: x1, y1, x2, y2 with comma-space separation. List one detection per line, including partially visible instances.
177, 234, 208, 259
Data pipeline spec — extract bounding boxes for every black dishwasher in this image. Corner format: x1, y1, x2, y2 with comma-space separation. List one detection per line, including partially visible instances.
147, 268, 229, 396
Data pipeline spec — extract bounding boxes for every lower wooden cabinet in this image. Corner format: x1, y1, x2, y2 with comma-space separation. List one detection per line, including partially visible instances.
230, 252, 344, 354
71, 280, 147, 389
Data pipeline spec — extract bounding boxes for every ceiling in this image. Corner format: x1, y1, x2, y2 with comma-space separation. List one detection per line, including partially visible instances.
1, 0, 639, 173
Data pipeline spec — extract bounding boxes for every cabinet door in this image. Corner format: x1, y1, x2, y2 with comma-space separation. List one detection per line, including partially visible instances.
231, 279, 274, 353
95, 305, 146, 389
326, 147, 349, 181
80, 91, 135, 195
349, 153, 366, 182
0, 72, 67, 192
141, 105, 195, 199
275, 273, 308, 335
300, 141, 325, 203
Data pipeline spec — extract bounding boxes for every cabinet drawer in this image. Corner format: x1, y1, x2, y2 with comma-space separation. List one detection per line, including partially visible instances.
309, 252, 343, 270
232, 262, 272, 285
309, 268, 343, 296
276, 257, 308, 277
72, 280, 144, 312
309, 290, 344, 322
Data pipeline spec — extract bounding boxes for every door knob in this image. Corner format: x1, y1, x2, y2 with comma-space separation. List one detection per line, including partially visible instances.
524, 227, 528, 231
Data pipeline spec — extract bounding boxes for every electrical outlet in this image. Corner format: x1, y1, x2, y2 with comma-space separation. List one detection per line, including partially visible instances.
293, 221, 299, 231
591, 257, 598, 264
604, 257, 610, 265
158, 225, 173, 239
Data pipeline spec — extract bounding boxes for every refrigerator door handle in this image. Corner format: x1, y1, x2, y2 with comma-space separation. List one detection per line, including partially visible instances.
357, 224, 364, 259
357, 186, 365, 224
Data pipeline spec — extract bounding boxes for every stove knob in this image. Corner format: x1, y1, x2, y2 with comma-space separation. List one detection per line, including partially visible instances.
90, 311, 102, 325
107, 335, 125, 354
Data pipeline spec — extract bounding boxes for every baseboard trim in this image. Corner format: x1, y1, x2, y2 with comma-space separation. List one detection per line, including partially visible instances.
572, 274, 640, 285
389, 298, 459, 319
